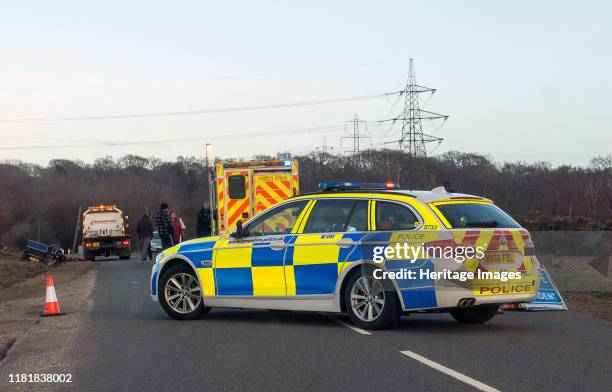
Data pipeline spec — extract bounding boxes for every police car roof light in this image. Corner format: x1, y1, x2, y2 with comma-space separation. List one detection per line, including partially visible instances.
318, 182, 400, 191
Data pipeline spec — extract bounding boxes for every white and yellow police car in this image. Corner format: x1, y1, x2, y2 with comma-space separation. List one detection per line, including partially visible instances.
151, 182, 539, 329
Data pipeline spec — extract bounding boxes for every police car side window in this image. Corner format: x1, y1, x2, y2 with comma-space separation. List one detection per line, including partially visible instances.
303, 199, 359, 234
245, 201, 307, 236
375, 201, 419, 231
346, 200, 369, 232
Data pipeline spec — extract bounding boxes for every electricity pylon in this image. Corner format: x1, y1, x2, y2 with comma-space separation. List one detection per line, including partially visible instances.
380, 59, 448, 157
342, 114, 370, 166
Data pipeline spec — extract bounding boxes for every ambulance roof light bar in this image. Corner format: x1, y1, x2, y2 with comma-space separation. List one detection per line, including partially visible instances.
318, 182, 400, 191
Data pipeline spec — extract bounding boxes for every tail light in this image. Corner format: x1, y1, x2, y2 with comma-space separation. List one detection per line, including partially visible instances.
522, 231, 536, 256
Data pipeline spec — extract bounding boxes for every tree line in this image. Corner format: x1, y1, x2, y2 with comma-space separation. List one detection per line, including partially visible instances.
0, 150, 610, 250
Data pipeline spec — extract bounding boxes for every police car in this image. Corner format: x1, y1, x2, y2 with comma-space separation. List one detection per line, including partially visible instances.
151, 182, 539, 329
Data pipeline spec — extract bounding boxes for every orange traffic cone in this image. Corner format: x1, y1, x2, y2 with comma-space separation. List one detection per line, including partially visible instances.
41, 276, 63, 317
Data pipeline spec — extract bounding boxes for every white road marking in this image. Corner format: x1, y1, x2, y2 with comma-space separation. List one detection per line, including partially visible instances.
400, 350, 500, 392
128, 281, 140, 284
321, 314, 372, 335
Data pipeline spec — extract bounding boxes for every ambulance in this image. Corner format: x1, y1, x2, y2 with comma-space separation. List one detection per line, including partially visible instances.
210, 159, 299, 235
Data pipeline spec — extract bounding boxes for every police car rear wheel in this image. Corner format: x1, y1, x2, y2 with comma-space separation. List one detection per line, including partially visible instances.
159, 264, 209, 320
345, 271, 400, 330
450, 304, 498, 324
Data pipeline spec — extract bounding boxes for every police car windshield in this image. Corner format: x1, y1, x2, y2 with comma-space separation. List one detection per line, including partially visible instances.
437, 203, 521, 229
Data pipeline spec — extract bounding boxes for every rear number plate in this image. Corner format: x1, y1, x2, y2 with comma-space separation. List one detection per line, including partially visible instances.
483, 252, 516, 267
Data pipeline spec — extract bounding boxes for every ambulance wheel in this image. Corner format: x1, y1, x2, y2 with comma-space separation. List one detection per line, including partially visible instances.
345, 268, 400, 330
450, 304, 499, 324
159, 264, 209, 320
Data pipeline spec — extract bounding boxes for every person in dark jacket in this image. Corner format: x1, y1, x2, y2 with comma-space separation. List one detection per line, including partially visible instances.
136, 214, 154, 262
154, 203, 174, 250
196, 201, 213, 238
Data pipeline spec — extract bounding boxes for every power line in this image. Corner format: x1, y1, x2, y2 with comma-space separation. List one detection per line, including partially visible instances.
0, 124, 350, 151
8, 58, 413, 92
0, 91, 401, 123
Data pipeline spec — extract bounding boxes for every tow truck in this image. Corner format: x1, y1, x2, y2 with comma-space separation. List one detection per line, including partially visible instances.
82, 205, 131, 260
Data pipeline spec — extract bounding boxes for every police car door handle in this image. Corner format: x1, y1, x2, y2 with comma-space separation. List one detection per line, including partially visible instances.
269, 240, 286, 250
337, 238, 355, 248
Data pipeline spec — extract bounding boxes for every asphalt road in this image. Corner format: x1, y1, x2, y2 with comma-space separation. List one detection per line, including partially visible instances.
5, 260, 612, 391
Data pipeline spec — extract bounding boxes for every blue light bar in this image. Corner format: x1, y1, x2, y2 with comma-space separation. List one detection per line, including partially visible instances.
318, 182, 400, 191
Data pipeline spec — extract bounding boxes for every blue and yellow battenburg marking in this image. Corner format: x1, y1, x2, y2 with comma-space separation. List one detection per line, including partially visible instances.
170, 230, 442, 310
172, 232, 373, 298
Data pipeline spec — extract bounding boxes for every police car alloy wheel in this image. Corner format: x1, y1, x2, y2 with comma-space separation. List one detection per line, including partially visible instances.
351, 276, 385, 322
345, 269, 400, 330
159, 264, 209, 320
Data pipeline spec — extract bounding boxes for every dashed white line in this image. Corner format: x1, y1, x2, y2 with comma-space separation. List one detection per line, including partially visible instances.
322, 314, 372, 335
400, 350, 500, 392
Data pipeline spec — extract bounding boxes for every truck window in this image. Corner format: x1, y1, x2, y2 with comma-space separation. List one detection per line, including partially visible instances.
375, 201, 419, 230
228, 175, 246, 199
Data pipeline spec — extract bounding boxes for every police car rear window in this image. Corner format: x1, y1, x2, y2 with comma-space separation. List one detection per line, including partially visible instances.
436, 203, 521, 228
375, 201, 419, 230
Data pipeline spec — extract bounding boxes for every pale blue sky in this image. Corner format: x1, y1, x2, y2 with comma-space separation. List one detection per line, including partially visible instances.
1, 1, 610, 166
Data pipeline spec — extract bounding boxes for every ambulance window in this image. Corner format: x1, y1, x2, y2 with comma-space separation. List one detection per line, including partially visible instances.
246, 200, 307, 236
375, 202, 419, 231
303, 199, 357, 233
228, 175, 246, 199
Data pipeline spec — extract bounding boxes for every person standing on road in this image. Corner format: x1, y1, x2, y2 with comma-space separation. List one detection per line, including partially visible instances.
196, 200, 213, 238
170, 210, 184, 244
155, 203, 174, 250
136, 213, 153, 263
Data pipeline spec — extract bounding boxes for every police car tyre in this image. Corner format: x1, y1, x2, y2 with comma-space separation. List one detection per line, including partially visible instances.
345, 269, 400, 330
450, 304, 499, 324
159, 264, 209, 320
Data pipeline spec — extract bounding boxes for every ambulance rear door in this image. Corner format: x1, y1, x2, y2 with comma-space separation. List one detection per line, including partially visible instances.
223, 169, 251, 234
253, 170, 293, 216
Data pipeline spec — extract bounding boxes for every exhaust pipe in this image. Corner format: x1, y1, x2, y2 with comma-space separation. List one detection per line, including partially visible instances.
457, 298, 476, 308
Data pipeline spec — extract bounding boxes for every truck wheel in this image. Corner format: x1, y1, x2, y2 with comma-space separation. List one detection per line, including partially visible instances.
159, 264, 209, 320
450, 304, 499, 324
344, 269, 400, 330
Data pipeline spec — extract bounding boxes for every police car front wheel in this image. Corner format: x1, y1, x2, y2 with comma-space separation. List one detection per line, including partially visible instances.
345, 270, 400, 330
159, 264, 209, 320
